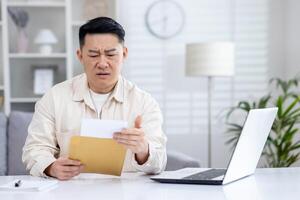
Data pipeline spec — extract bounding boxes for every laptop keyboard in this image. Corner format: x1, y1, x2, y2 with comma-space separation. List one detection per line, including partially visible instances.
183, 169, 226, 180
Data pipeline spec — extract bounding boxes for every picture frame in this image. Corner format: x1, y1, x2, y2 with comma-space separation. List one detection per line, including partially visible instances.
32, 66, 56, 95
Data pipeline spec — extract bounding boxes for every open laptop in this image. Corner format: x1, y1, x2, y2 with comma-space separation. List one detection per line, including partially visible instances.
151, 107, 278, 185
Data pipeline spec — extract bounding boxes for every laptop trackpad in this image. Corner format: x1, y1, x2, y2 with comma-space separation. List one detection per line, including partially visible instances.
183, 169, 226, 180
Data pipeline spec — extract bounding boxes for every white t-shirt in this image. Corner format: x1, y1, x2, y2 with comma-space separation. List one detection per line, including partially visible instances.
89, 89, 110, 118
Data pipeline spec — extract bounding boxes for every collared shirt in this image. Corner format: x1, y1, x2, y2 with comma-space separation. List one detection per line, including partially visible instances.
22, 74, 167, 177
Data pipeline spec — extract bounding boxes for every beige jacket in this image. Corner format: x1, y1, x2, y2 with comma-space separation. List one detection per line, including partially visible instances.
22, 74, 167, 177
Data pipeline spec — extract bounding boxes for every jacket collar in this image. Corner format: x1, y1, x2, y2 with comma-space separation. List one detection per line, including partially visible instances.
72, 73, 124, 104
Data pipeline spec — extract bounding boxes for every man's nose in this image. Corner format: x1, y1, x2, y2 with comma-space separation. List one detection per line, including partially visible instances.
96, 55, 108, 68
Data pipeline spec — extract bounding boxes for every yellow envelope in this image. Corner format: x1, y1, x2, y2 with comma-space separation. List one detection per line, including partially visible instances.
68, 136, 126, 176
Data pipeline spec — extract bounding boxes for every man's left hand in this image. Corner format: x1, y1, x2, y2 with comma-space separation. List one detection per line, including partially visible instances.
113, 115, 149, 165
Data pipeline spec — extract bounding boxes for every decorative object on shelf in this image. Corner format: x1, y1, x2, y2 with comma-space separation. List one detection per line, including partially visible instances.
8, 8, 29, 53
34, 29, 58, 54
185, 42, 235, 167
225, 76, 300, 167
33, 66, 56, 95
145, 0, 185, 39
83, 0, 108, 20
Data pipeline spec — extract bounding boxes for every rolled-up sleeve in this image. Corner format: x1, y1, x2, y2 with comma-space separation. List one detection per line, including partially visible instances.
22, 90, 59, 177
131, 94, 167, 174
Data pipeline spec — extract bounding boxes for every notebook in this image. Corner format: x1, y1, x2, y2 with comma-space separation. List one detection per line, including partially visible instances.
0, 179, 58, 192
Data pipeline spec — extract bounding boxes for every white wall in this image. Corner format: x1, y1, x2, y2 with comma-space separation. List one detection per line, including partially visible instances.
285, 0, 300, 78
269, 0, 285, 78
269, 0, 300, 79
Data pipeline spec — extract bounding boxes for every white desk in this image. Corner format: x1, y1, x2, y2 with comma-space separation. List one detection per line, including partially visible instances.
0, 168, 299, 200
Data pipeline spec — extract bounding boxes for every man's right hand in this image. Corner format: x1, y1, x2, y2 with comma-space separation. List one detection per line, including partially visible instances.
44, 157, 84, 180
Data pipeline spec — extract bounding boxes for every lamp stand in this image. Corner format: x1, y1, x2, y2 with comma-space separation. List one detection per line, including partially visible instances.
207, 76, 213, 167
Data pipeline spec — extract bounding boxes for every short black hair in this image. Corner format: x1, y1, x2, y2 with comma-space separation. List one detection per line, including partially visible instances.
79, 17, 125, 48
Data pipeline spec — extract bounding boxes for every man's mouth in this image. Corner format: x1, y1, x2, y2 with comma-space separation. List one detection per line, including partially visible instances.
96, 72, 110, 78
96, 72, 110, 75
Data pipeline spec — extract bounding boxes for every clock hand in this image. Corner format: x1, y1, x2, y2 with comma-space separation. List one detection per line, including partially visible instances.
149, 15, 168, 25
162, 15, 168, 32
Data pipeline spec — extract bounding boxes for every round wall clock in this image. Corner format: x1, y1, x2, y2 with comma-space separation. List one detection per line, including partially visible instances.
145, 0, 185, 39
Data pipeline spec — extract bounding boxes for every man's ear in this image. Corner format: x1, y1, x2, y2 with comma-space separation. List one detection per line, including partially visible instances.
76, 48, 83, 64
123, 47, 128, 59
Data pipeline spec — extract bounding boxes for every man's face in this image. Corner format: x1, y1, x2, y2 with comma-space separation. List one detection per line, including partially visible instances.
77, 33, 128, 93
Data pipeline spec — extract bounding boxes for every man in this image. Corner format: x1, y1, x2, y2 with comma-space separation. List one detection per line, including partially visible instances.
22, 17, 167, 180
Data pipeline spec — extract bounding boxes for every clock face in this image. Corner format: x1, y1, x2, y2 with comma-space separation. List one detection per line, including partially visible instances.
145, 0, 185, 39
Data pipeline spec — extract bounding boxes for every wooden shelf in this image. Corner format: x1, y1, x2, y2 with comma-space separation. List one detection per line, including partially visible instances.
10, 97, 40, 103
9, 53, 67, 59
7, 1, 66, 8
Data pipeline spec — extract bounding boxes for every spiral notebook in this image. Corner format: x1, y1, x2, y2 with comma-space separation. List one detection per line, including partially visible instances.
0, 179, 58, 192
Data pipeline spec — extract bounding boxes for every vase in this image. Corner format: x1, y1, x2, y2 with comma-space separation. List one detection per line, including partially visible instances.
17, 28, 29, 53
83, 0, 108, 20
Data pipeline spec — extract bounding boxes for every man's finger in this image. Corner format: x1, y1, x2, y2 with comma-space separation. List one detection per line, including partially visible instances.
134, 115, 142, 129
114, 133, 141, 141
59, 174, 73, 181
79, 165, 85, 172
120, 128, 143, 135
61, 165, 81, 172
61, 158, 81, 166
116, 138, 138, 146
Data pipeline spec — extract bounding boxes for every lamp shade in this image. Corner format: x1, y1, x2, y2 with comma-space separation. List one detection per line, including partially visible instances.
34, 29, 58, 44
185, 42, 235, 77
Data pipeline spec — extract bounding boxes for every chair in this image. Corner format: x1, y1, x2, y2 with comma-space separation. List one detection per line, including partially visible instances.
166, 150, 200, 171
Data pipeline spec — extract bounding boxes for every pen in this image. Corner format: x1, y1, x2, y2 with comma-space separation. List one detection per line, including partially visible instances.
14, 180, 22, 187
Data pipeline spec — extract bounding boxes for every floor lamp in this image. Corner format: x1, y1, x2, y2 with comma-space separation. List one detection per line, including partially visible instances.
185, 42, 235, 167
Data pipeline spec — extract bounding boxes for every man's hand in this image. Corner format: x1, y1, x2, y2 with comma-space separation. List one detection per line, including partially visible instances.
44, 157, 84, 180
113, 115, 149, 165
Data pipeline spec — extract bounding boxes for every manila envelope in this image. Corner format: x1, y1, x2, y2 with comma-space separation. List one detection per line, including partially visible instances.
69, 136, 126, 176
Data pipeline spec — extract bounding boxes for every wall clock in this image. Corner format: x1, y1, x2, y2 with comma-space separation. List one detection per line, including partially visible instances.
145, 0, 185, 39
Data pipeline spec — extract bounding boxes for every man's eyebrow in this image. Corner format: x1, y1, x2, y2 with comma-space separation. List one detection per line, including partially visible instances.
104, 48, 117, 53
88, 49, 100, 54
87, 48, 118, 54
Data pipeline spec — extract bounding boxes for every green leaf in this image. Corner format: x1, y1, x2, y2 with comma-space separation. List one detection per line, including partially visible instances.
258, 95, 271, 108
276, 96, 283, 118
282, 97, 300, 118
237, 101, 252, 112
287, 108, 300, 118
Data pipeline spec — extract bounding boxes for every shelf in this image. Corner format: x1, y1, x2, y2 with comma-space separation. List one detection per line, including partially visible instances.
10, 97, 40, 103
7, 1, 66, 8
1, 0, 118, 114
9, 53, 67, 59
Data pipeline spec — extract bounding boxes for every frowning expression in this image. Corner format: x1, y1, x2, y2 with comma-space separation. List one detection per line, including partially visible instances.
77, 33, 128, 93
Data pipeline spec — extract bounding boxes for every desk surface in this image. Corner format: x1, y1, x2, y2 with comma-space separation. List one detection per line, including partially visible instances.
0, 167, 300, 200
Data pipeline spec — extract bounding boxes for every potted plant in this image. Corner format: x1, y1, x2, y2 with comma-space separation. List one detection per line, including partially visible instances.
225, 77, 300, 167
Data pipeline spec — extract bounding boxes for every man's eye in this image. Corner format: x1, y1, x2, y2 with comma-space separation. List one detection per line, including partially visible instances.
88, 55, 98, 58
107, 54, 116, 57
